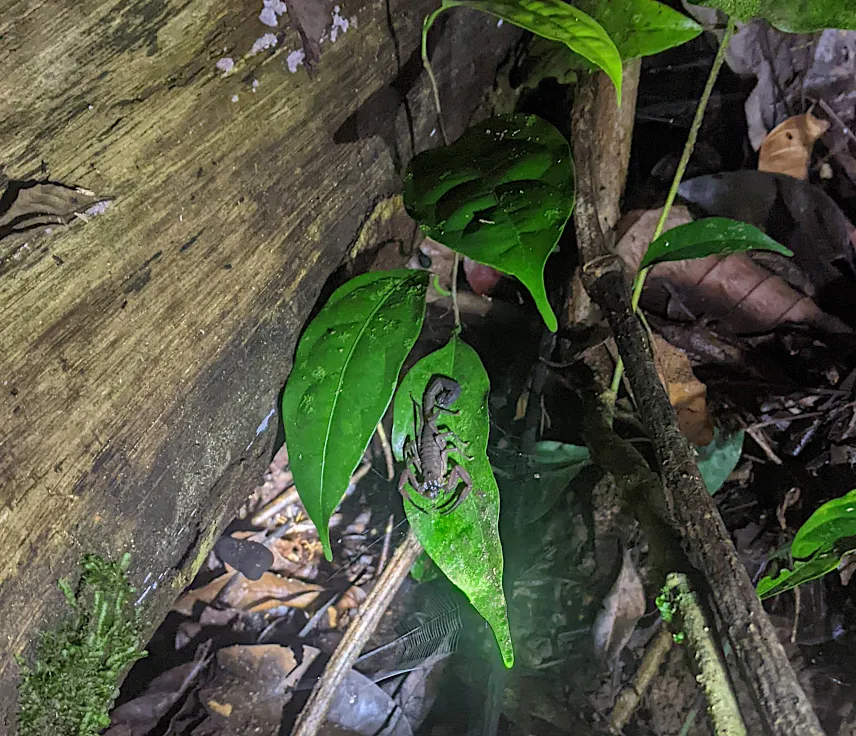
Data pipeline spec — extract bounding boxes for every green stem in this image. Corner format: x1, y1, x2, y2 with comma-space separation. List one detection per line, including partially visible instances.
611, 18, 737, 396
451, 252, 462, 335
422, 8, 449, 146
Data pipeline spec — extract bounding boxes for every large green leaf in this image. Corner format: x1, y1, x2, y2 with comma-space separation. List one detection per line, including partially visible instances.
757, 548, 841, 600
792, 488, 856, 559
757, 488, 856, 599
404, 114, 574, 331
425, 0, 622, 102
640, 217, 793, 269
391, 338, 513, 667
693, 0, 856, 32
282, 270, 429, 560
575, 0, 702, 59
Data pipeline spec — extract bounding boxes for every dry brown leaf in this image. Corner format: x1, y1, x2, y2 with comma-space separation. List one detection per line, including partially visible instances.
336, 585, 367, 615
758, 112, 829, 179
0, 182, 103, 234
592, 548, 646, 667
172, 571, 322, 616
616, 206, 851, 336
197, 644, 320, 733
652, 334, 715, 446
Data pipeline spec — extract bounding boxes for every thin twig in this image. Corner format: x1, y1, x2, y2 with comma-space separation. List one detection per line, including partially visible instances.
298, 591, 343, 639
291, 529, 423, 736
422, 9, 449, 146
609, 628, 674, 731
376, 422, 395, 481
251, 475, 296, 526
377, 513, 395, 574
609, 18, 737, 396
746, 426, 783, 465
451, 252, 462, 333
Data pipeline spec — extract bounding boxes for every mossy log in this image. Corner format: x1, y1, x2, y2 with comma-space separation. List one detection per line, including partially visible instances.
0, 0, 518, 725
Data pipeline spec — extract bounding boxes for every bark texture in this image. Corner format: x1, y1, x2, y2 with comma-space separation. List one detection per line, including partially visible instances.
0, 0, 519, 725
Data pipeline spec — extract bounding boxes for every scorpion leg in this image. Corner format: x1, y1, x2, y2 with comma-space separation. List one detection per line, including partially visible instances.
403, 437, 423, 474
437, 464, 473, 514
397, 466, 428, 513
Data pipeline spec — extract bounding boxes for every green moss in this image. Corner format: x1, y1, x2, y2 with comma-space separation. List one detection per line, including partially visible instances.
16, 553, 147, 736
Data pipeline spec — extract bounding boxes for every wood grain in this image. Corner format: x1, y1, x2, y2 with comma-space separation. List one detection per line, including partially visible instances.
0, 0, 518, 724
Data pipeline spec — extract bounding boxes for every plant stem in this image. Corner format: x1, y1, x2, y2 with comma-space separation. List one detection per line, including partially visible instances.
451, 253, 462, 334
422, 9, 449, 146
610, 18, 737, 396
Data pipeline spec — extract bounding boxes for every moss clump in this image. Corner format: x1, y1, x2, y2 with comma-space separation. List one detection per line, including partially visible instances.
16, 553, 147, 736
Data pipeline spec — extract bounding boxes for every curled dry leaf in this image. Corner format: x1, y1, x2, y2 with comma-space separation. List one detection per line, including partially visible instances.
105, 659, 209, 736
592, 548, 646, 666
652, 334, 714, 446
758, 112, 829, 180
197, 644, 320, 733
616, 206, 852, 335
172, 571, 322, 616
678, 171, 856, 322
336, 584, 368, 614
268, 536, 322, 579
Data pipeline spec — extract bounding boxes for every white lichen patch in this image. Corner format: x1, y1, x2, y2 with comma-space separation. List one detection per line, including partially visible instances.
84, 200, 112, 217
250, 32, 278, 55
215, 57, 234, 74
286, 49, 305, 73
259, 0, 287, 27
330, 5, 350, 42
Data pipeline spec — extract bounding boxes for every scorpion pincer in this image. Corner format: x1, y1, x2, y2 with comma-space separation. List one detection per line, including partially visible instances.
398, 375, 473, 514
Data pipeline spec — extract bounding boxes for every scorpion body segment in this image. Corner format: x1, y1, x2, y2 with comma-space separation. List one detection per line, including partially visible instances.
398, 375, 473, 514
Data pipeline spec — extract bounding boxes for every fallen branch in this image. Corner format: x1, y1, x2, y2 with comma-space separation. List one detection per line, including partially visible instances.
609, 628, 673, 732
291, 529, 423, 736
572, 70, 823, 735
664, 573, 745, 736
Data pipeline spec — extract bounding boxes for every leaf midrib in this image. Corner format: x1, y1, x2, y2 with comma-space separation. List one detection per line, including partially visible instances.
318, 277, 404, 509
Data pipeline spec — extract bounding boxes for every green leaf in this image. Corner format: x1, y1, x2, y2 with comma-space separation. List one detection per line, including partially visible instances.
692, 0, 856, 32
392, 337, 513, 667
757, 548, 841, 600
404, 114, 574, 331
410, 551, 443, 582
574, 0, 702, 59
792, 488, 856, 559
695, 428, 744, 495
756, 488, 856, 599
640, 217, 793, 269
282, 270, 429, 560
425, 0, 622, 103
522, 441, 591, 522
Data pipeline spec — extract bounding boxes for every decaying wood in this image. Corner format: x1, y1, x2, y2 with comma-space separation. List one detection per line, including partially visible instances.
572, 71, 823, 736
0, 0, 519, 726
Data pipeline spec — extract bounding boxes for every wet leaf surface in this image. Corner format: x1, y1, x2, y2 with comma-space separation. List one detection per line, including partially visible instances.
282, 270, 428, 558
640, 217, 792, 269
575, 0, 701, 59
427, 0, 622, 100
391, 337, 513, 667
404, 114, 573, 331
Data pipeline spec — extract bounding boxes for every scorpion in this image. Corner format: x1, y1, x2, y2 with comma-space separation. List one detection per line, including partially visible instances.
398, 375, 473, 514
